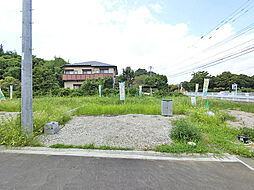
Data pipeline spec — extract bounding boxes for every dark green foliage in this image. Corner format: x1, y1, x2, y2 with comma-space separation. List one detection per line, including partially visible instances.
170, 118, 201, 142
103, 76, 113, 88
145, 74, 168, 90
239, 127, 254, 141
102, 88, 118, 96
181, 71, 254, 92
57, 88, 71, 97
135, 68, 148, 76
128, 87, 138, 96
81, 78, 99, 95
0, 48, 67, 96
70, 89, 84, 97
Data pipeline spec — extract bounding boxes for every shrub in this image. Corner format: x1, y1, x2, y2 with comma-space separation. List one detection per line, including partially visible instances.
170, 118, 201, 142
102, 88, 117, 96
57, 88, 71, 96
70, 89, 84, 97
128, 87, 138, 96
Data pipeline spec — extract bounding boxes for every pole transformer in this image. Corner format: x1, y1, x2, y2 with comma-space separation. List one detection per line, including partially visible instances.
21, 0, 33, 133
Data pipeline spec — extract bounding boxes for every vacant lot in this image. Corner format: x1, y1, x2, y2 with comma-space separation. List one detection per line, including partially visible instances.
0, 96, 254, 157
41, 114, 183, 150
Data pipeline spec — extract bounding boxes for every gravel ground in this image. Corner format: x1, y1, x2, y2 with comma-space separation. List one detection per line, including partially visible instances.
40, 114, 183, 150
0, 112, 19, 123
226, 110, 254, 129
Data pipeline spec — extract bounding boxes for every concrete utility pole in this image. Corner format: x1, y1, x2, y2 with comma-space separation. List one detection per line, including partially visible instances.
21, 0, 33, 133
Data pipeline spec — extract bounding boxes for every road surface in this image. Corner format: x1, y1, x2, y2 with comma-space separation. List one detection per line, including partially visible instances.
0, 152, 253, 190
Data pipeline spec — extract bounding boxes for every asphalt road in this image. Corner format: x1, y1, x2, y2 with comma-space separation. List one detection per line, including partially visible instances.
0, 153, 253, 190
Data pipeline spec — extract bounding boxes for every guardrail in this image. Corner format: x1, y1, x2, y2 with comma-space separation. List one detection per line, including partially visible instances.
184, 92, 254, 103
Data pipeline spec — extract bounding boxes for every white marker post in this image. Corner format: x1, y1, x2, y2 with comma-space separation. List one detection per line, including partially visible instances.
10, 85, 13, 100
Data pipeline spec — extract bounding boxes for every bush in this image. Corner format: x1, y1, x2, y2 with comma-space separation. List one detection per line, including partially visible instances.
128, 87, 138, 96
102, 88, 117, 97
170, 118, 201, 142
57, 88, 71, 96
70, 89, 84, 97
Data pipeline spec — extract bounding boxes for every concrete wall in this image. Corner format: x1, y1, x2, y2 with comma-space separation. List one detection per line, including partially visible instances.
64, 81, 84, 89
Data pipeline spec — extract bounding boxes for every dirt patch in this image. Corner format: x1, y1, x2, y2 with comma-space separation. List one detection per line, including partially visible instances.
225, 110, 254, 129
40, 114, 184, 150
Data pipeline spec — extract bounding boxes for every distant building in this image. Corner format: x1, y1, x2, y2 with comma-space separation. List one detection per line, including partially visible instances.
62, 61, 118, 89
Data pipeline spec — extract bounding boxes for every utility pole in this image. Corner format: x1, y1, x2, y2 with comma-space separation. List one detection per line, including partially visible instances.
21, 0, 33, 133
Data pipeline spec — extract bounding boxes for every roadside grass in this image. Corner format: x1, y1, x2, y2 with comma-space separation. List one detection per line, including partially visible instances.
200, 98, 254, 113
0, 95, 253, 157
49, 143, 133, 151
155, 109, 254, 158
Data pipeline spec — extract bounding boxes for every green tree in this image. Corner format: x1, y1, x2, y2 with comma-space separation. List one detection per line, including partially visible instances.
103, 76, 113, 89
33, 65, 60, 95
81, 78, 98, 95
0, 76, 20, 92
121, 66, 135, 87
135, 68, 148, 76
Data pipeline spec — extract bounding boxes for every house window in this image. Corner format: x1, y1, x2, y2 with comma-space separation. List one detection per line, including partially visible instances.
100, 69, 109, 73
65, 70, 77, 74
73, 84, 81, 89
83, 69, 92, 74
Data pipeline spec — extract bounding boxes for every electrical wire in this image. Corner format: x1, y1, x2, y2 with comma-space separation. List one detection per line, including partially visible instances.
168, 45, 254, 77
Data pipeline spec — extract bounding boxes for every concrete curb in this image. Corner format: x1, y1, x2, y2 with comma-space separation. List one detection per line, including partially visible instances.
0, 146, 239, 162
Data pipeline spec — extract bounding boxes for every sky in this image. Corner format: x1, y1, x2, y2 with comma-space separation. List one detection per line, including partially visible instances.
0, 0, 254, 84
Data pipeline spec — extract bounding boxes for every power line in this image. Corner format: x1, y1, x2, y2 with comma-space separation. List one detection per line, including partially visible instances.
173, 1, 254, 69
174, 38, 254, 72
169, 45, 254, 78
201, 0, 254, 39
173, 22, 254, 72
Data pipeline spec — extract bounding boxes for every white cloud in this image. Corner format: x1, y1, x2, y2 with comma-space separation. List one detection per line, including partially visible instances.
149, 3, 163, 13
0, 0, 253, 84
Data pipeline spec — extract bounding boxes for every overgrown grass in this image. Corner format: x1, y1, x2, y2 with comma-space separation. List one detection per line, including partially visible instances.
155, 109, 254, 158
200, 98, 254, 113
49, 143, 133, 151
0, 95, 254, 157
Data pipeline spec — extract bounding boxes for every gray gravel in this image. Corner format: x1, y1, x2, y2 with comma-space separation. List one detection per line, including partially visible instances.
40, 114, 183, 150
0, 112, 19, 123
225, 110, 254, 129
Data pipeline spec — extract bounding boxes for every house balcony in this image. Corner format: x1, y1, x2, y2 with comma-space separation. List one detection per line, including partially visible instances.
62, 73, 114, 81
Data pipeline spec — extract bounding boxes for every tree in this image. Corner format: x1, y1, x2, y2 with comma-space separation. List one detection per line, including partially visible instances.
103, 76, 113, 89
215, 72, 235, 90
81, 78, 98, 95
132, 75, 148, 87
121, 66, 135, 87
33, 65, 60, 95
135, 68, 148, 76
0, 76, 20, 92
145, 74, 168, 90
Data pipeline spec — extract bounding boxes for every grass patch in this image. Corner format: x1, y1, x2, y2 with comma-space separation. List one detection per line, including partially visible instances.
154, 141, 212, 154
170, 118, 201, 142
156, 111, 254, 158
49, 143, 133, 151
